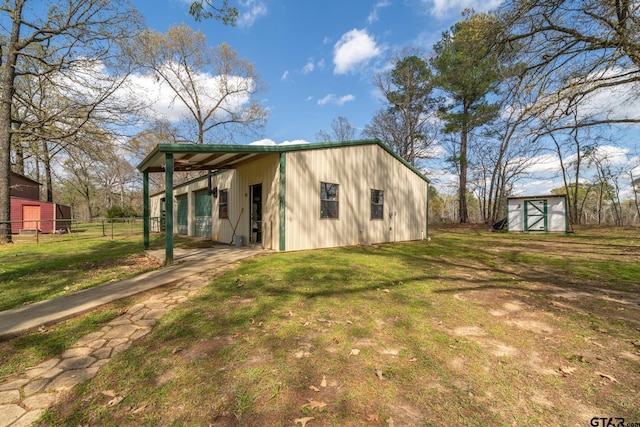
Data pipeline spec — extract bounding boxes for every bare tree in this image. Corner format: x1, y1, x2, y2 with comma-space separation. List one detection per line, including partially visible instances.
316, 116, 358, 142
364, 52, 438, 167
0, 0, 143, 243
499, 0, 640, 131
133, 24, 268, 144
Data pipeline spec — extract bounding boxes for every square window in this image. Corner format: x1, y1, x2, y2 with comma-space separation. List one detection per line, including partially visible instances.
320, 182, 339, 219
219, 189, 228, 219
371, 189, 384, 220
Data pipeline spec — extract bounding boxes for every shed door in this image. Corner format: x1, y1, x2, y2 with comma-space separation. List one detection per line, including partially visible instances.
525, 200, 547, 231
195, 189, 212, 238
177, 195, 188, 235
23, 205, 40, 230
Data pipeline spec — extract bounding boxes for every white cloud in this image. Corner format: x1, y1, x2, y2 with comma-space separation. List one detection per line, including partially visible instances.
280, 139, 310, 145
302, 61, 315, 74
238, 0, 267, 28
249, 138, 277, 146
281, 70, 289, 81
367, 0, 391, 24
128, 62, 255, 123
249, 138, 310, 146
578, 71, 640, 122
317, 93, 356, 106
333, 29, 381, 74
425, 0, 503, 19
522, 153, 561, 175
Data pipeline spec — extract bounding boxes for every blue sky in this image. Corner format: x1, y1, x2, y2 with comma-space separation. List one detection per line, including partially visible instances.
134, 0, 500, 145
131, 0, 639, 196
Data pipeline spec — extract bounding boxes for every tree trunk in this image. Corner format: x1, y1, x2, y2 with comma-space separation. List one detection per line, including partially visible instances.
42, 142, 54, 202
14, 141, 24, 175
458, 102, 469, 223
0, 0, 24, 243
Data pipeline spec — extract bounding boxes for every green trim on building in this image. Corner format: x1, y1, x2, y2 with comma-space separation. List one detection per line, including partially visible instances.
143, 171, 149, 249
426, 183, 429, 240
137, 139, 430, 185
165, 153, 174, 265
563, 195, 569, 232
524, 199, 548, 232
279, 152, 286, 251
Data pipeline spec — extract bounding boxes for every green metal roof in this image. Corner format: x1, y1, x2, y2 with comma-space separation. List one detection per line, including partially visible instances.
137, 139, 429, 183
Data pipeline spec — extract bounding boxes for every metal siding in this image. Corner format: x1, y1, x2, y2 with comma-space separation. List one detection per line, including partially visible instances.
10, 199, 56, 233
213, 171, 235, 244
508, 196, 567, 233
285, 144, 427, 251
9, 174, 40, 200
547, 197, 568, 232
507, 199, 524, 231
235, 154, 280, 249
176, 195, 188, 235
194, 189, 212, 238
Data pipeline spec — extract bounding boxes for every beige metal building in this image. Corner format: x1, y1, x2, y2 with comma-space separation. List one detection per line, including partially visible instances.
139, 140, 429, 261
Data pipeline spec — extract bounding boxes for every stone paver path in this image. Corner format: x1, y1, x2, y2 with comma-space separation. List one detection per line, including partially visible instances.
0, 267, 226, 427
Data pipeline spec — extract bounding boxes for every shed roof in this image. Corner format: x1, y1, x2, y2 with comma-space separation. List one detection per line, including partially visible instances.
137, 139, 429, 183
507, 194, 566, 201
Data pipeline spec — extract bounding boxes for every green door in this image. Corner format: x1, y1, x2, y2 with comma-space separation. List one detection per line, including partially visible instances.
195, 190, 212, 238
177, 195, 188, 235
525, 200, 547, 231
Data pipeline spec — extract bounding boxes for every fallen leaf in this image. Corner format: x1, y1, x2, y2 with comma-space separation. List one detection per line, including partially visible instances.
131, 404, 148, 414
409, 357, 418, 362
294, 417, 315, 427
375, 369, 384, 380
171, 347, 182, 354
349, 349, 360, 356
309, 385, 320, 392
320, 375, 327, 388
100, 390, 117, 397
367, 414, 379, 421
107, 395, 124, 406
302, 399, 327, 410
387, 417, 395, 426
559, 366, 576, 376
595, 371, 619, 383
383, 289, 390, 293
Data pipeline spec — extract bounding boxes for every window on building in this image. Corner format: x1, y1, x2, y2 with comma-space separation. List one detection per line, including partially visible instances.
371, 189, 384, 220
219, 189, 228, 219
320, 182, 339, 219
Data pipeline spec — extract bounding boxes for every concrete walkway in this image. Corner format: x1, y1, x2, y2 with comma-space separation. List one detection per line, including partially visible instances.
0, 246, 263, 340
0, 246, 264, 426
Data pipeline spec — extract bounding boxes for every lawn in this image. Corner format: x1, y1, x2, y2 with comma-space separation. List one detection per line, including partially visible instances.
11, 225, 640, 425
0, 222, 161, 312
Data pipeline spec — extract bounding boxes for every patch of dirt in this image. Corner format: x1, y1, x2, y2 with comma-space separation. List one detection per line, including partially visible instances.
179, 336, 237, 361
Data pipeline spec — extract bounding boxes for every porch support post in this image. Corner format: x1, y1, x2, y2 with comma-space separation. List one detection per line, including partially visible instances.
143, 171, 150, 249
165, 153, 174, 265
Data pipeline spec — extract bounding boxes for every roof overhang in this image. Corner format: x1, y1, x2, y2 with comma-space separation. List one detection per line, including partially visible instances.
137, 140, 430, 183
